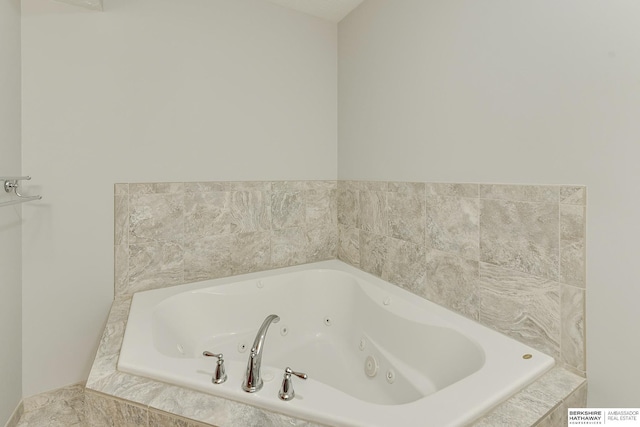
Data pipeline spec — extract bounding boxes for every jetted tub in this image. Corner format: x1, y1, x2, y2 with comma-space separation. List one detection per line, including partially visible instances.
118, 260, 554, 427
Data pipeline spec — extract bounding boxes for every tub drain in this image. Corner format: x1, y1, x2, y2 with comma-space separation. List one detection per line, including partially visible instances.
364, 355, 378, 377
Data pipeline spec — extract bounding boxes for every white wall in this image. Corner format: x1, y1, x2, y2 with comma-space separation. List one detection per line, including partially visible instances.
0, 0, 23, 423
21, 0, 638, 406
21, 0, 337, 397
339, 0, 640, 406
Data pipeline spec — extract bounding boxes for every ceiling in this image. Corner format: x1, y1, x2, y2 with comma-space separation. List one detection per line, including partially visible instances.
53, 0, 365, 22
54, 0, 103, 11
263, 0, 364, 22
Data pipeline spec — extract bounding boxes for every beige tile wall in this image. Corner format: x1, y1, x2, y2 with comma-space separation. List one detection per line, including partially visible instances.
114, 180, 586, 375
114, 181, 337, 296
337, 181, 587, 376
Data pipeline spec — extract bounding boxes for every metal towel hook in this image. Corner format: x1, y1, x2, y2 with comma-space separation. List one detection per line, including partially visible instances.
1, 176, 42, 207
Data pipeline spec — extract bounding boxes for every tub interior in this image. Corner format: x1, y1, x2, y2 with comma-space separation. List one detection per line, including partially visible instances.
150, 270, 485, 405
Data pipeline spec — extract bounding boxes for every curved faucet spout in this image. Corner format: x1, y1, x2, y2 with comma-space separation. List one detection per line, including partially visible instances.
242, 314, 280, 393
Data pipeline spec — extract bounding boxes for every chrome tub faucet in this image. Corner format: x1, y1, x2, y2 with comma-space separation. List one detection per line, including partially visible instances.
242, 314, 280, 393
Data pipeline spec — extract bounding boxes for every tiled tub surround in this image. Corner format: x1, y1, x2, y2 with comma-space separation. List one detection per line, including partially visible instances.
90, 179, 587, 426
86, 294, 585, 427
117, 260, 558, 426
338, 181, 586, 377
115, 181, 337, 296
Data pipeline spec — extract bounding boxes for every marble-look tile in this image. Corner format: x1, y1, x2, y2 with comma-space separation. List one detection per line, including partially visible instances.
338, 225, 360, 268
472, 394, 547, 427
184, 192, 230, 236
480, 184, 559, 204
425, 250, 479, 320
87, 354, 120, 393
129, 193, 184, 244
229, 191, 270, 233
337, 180, 357, 190
162, 389, 313, 426
560, 204, 586, 242
114, 244, 129, 296
58, 389, 85, 421
534, 403, 563, 427
479, 263, 560, 358
306, 223, 338, 261
472, 368, 584, 427
184, 182, 227, 193
17, 395, 84, 427
560, 186, 586, 205
480, 199, 559, 281
560, 238, 586, 289
560, 204, 586, 287
359, 181, 388, 192
260, 414, 327, 427
271, 227, 307, 268
85, 392, 147, 427
426, 182, 478, 198
271, 190, 305, 229
306, 180, 337, 191
90, 320, 125, 376
306, 188, 337, 227
148, 386, 227, 426
565, 381, 588, 408
86, 299, 130, 387
387, 189, 425, 245
218, 403, 327, 427
148, 408, 217, 427
149, 384, 328, 427
129, 182, 183, 195
231, 231, 271, 274
561, 284, 586, 373
426, 195, 479, 260
387, 181, 424, 194
224, 181, 272, 192
109, 295, 133, 324
337, 185, 359, 228
359, 231, 388, 278
536, 382, 588, 427
183, 234, 234, 282
87, 298, 130, 373
114, 195, 128, 246
382, 238, 426, 295
114, 183, 129, 195
89, 372, 165, 407
359, 189, 387, 235
23, 384, 85, 413
528, 368, 586, 408
128, 242, 184, 292
151, 385, 322, 427
271, 180, 308, 192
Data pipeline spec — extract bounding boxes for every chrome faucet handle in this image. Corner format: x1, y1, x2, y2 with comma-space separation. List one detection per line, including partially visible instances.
278, 367, 308, 401
203, 351, 228, 384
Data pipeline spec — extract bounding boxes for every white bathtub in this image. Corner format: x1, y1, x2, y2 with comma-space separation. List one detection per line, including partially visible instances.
118, 260, 554, 427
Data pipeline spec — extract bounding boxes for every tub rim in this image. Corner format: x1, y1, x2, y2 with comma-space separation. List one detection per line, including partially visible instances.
86, 260, 586, 427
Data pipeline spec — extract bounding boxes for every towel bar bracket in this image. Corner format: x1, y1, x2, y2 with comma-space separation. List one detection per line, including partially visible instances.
4, 180, 18, 193
1, 176, 42, 207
